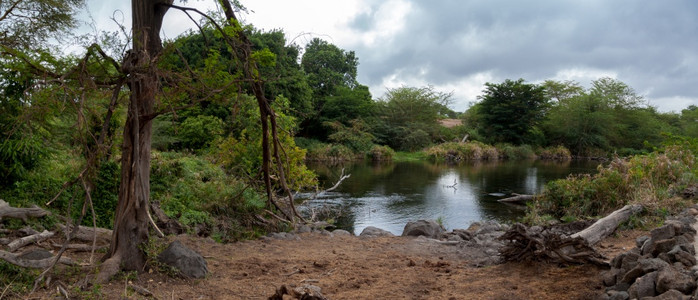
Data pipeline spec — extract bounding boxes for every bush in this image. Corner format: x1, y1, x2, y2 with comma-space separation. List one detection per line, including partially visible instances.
537, 145, 572, 160
425, 141, 499, 163
367, 145, 395, 161
178, 115, 224, 150
497, 144, 535, 160
527, 144, 696, 225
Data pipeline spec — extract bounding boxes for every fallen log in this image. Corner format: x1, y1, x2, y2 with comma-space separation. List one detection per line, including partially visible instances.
7, 230, 54, 252
0, 250, 74, 269
0, 200, 50, 221
499, 204, 643, 265
497, 194, 534, 204
57, 224, 112, 243
50, 242, 109, 252
571, 204, 643, 245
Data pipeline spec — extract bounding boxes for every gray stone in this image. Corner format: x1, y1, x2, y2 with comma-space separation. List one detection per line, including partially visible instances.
644, 289, 691, 300
602, 268, 621, 286
269, 232, 299, 240
359, 226, 394, 237
656, 266, 695, 294
402, 220, 444, 239
636, 236, 651, 249
607, 290, 629, 300
651, 225, 676, 242
332, 229, 352, 236
158, 241, 208, 279
296, 225, 312, 233
17, 249, 53, 261
622, 258, 669, 284
668, 246, 696, 267
619, 252, 641, 273
628, 271, 657, 299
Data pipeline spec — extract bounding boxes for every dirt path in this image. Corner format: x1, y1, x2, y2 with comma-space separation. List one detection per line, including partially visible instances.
57, 229, 641, 300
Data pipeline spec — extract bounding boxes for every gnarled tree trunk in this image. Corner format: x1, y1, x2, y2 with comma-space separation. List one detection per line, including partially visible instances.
97, 0, 172, 283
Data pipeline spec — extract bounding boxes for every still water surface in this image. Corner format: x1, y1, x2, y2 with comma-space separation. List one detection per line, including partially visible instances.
304, 160, 600, 235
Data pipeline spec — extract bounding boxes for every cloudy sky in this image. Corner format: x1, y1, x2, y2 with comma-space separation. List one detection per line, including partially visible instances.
84, 0, 698, 112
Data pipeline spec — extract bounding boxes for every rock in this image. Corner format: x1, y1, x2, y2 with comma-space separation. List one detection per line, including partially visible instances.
651, 225, 676, 242
269, 232, 300, 240
606, 290, 629, 300
16, 249, 53, 261
636, 236, 650, 249
621, 258, 669, 284
619, 252, 641, 273
602, 269, 621, 286
157, 241, 208, 279
655, 266, 695, 294
668, 246, 696, 267
402, 220, 444, 239
332, 229, 352, 236
359, 226, 394, 237
628, 271, 657, 299
452, 229, 473, 241
645, 289, 691, 300
651, 239, 680, 257
296, 224, 312, 233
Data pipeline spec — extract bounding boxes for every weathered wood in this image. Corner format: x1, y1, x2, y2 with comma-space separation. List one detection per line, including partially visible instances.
499, 205, 643, 265
0, 200, 50, 221
0, 250, 74, 269
497, 194, 534, 204
57, 224, 112, 243
571, 204, 643, 246
7, 230, 54, 252
51, 242, 109, 252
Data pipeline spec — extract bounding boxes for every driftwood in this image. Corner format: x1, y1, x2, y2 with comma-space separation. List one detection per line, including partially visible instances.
57, 224, 112, 243
499, 204, 643, 265
7, 230, 54, 252
497, 194, 534, 204
570, 204, 643, 245
0, 200, 50, 221
51, 242, 109, 252
0, 250, 74, 269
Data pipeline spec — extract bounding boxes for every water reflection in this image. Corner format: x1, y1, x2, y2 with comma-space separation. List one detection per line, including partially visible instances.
304, 160, 599, 235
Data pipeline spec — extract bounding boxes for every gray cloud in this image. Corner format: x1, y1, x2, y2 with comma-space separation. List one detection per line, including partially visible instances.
347, 0, 698, 111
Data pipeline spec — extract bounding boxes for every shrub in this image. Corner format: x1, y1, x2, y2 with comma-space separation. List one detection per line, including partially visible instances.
178, 115, 224, 150
367, 145, 395, 161
425, 141, 498, 163
527, 144, 696, 225
538, 145, 572, 160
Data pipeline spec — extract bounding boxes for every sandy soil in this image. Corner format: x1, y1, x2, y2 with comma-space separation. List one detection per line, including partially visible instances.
20, 228, 645, 300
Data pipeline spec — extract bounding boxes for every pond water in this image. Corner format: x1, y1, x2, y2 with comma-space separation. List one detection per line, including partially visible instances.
302, 159, 601, 235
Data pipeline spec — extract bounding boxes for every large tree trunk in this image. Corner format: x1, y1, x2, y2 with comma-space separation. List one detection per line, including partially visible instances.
97, 0, 171, 283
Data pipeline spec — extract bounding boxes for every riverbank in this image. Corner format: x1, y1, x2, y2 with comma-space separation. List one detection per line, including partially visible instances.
24, 223, 643, 299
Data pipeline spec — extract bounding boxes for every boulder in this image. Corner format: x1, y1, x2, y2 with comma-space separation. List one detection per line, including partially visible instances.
402, 220, 444, 239
606, 290, 629, 300
157, 241, 208, 279
651, 225, 676, 242
646, 289, 691, 300
656, 266, 695, 294
628, 271, 657, 299
332, 229, 352, 236
621, 258, 668, 284
359, 226, 394, 237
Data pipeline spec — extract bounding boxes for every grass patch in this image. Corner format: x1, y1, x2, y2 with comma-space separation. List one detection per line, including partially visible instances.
525, 144, 697, 227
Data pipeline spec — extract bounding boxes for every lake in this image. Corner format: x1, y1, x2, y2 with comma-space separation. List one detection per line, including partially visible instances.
302, 159, 601, 235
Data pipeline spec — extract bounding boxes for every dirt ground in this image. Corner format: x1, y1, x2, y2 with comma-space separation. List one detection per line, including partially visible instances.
20, 228, 645, 300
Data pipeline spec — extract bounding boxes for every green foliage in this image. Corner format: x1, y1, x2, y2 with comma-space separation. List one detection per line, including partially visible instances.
325, 120, 375, 153
178, 115, 225, 150
215, 95, 317, 191
371, 86, 452, 151
475, 78, 550, 145
150, 151, 269, 240
0, 261, 38, 297
537, 145, 572, 160
367, 145, 395, 162
527, 144, 696, 224
301, 38, 359, 98
426, 141, 499, 163
497, 144, 535, 160
87, 160, 120, 228
0, 0, 85, 49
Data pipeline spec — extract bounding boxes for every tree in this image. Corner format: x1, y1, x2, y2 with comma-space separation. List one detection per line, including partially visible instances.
542, 80, 584, 103
0, 0, 84, 49
371, 86, 452, 151
98, 0, 173, 282
476, 79, 549, 145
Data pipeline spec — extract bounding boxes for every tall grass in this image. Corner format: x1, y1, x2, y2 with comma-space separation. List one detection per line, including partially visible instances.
524, 144, 697, 225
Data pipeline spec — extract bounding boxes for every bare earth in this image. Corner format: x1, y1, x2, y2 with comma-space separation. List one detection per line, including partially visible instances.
25, 229, 645, 300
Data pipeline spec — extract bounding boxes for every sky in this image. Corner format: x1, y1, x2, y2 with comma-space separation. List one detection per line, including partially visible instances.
82, 0, 698, 113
